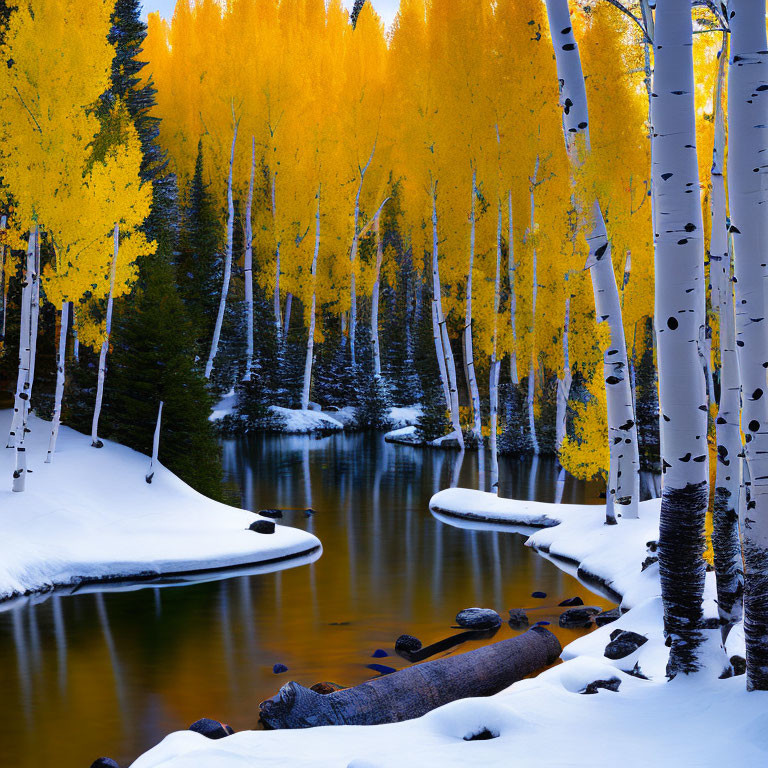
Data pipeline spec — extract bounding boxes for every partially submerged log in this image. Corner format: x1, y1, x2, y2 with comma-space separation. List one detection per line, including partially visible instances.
395, 627, 499, 663
259, 626, 561, 729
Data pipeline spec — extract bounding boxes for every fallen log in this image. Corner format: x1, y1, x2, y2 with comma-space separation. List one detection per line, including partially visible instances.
395, 627, 500, 663
259, 626, 561, 729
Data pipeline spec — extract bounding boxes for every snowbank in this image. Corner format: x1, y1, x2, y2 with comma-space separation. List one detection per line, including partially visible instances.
131, 490, 767, 768
269, 406, 345, 433
387, 406, 422, 430
384, 425, 424, 446
0, 410, 321, 602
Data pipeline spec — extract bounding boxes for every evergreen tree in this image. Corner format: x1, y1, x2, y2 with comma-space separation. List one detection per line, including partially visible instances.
415, 379, 450, 443
350, 0, 367, 29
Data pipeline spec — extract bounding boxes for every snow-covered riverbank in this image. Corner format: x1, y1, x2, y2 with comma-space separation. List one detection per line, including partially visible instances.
130, 489, 767, 768
0, 411, 321, 603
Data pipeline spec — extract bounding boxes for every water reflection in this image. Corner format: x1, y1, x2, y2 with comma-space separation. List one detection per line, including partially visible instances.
0, 434, 618, 768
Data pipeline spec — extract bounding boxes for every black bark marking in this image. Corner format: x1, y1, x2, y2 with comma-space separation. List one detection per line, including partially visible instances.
667, 317, 678, 330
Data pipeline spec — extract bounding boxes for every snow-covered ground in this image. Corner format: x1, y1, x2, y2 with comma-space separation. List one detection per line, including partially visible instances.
0, 410, 321, 603
384, 424, 424, 445
131, 490, 767, 768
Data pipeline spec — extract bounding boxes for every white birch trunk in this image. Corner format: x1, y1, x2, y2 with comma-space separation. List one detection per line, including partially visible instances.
728, 0, 768, 690
371, 212, 384, 378
528, 163, 540, 456
508, 191, 519, 385
301, 189, 321, 411
272, 171, 282, 346
432, 299, 450, 409
489, 200, 503, 495
432, 188, 463, 448
46, 301, 70, 463
283, 293, 293, 340
709, 33, 743, 646
652, 0, 709, 676
464, 170, 482, 442
11, 228, 36, 491
349, 143, 377, 368
72, 304, 79, 363
556, 297, 572, 457
146, 401, 163, 484
545, 0, 640, 521
0, 215, 6, 346
527, 361, 538, 455
243, 136, 256, 382
205, 120, 238, 380
91, 224, 119, 448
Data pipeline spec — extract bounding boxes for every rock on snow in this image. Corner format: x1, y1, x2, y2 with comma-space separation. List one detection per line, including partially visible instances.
0, 410, 320, 603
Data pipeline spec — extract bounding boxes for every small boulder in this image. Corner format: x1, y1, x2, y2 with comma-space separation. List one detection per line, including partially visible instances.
188, 719, 234, 740
367, 663, 396, 676
531, 591, 547, 599
508, 608, 529, 629
304, 508, 317, 516
273, 663, 288, 674
90, 760, 120, 768
533, 621, 551, 627
604, 631, 648, 660
731, 655, 747, 676
259, 509, 283, 519
455, 608, 502, 630
559, 606, 601, 628
249, 520, 276, 534
395, 634, 422, 655
558, 596, 584, 607
595, 608, 621, 627
371, 649, 389, 658
582, 677, 621, 695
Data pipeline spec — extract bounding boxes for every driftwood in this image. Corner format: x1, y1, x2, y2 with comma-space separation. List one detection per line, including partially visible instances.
395, 627, 500, 663
259, 626, 561, 729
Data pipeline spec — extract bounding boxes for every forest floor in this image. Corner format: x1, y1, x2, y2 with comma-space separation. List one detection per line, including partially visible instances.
0, 409, 321, 604
131, 491, 768, 768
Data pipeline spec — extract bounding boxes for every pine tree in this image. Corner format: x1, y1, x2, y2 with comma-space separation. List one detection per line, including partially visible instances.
415, 379, 450, 443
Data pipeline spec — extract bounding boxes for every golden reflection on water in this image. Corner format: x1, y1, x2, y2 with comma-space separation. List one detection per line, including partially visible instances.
0, 435, 614, 768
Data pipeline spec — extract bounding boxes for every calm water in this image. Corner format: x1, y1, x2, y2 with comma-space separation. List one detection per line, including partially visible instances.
0, 434, 613, 768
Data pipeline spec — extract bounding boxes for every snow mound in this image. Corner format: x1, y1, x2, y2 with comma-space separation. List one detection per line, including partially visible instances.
210, 388, 237, 422
0, 410, 321, 602
384, 425, 424, 445
269, 406, 345, 433
387, 406, 422, 430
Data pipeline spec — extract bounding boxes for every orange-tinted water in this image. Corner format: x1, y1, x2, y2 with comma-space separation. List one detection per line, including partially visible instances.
0, 434, 613, 767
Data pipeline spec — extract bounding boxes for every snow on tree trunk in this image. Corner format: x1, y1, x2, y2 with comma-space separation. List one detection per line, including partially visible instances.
91, 224, 119, 449
349, 143, 377, 369
508, 191, 519, 385
728, 0, 768, 691
146, 401, 163, 484
301, 190, 321, 412
545, 0, 640, 522
432, 188, 464, 448
46, 301, 70, 463
272, 171, 282, 347
11, 227, 36, 491
243, 136, 256, 382
652, 0, 709, 677
371, 212, 384, 378
464, 170, 482, 442
205, 119, 238, 381
708, 35, 743, 646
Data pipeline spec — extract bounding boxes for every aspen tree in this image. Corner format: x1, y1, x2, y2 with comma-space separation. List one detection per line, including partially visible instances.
653, 0, 709, 677
727, 0, 768, 690
545, 0, 640, 522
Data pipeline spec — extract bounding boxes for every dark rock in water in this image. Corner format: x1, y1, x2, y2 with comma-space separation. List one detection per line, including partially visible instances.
531, 591, 547, 599
595, 608, 621, 627
273, 663, 289, 674
367, 663, 396, 676
558, 596, 584, 607
508, 609, 529, 629
398, 628, 499, 663
395, 634, 422, 654
310, 681, 346, 694
371, 649, 389, 658
90, 760, 120, 768
455, 607, 502, 630
249, 520, 276, 534
559, 606, 601, 628
582, 677, 622, 695
533, 621, 550, 627
464, 727, 499, 741
188, 718, 234, 739
604, 631, 648, 660
328, 621, 351, 626
259, 509, 283, 519
304, 508, 317, 516
731, 655, 747, 676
